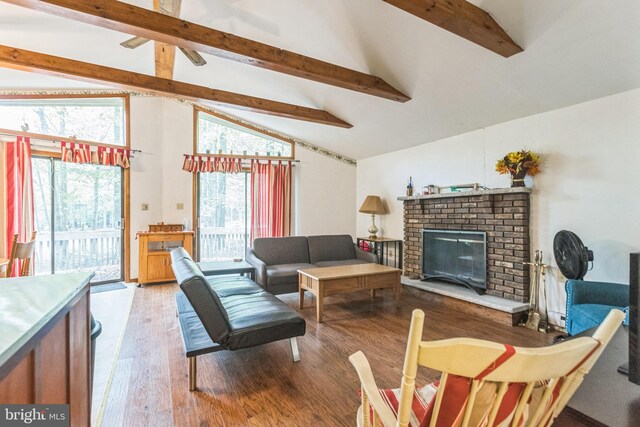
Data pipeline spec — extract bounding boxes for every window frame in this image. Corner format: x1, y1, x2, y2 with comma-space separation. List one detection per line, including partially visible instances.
0, 93, 132, 282
193, 106, 295, 160
0, 93, 128, 148
191, 106, 296, 260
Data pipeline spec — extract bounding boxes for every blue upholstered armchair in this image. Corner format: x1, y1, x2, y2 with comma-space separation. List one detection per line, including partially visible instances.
565, 279, 629, 336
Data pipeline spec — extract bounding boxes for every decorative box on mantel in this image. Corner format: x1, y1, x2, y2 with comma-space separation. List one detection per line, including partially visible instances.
398, 187, 531, 303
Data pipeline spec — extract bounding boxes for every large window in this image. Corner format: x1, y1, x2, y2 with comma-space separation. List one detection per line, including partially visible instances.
0, 97, 126, 145
197, 110, 292, 157
1, 95, 128, 283
33, 158, 123, 282
195, 109, 292, 261
198, 172, 250, 262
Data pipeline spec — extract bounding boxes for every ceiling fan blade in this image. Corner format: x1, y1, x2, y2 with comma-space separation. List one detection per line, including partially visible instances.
121, 36, 151, 49
179, 47, 207, 66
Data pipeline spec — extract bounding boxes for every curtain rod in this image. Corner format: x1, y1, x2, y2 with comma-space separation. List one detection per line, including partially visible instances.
185, 153, 299, 162
0, 127, 141, 153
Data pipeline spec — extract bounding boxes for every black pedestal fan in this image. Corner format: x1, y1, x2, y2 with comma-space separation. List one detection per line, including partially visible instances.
552, 230, 594, 342
553, 230, 594, 280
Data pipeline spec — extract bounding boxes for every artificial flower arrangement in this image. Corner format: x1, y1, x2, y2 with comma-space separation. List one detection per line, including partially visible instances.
495, 149, 541, 187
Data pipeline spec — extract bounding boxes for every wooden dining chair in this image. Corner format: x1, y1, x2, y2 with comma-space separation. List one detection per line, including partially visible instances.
350, 308, 624, 427
5, 231, 37, 278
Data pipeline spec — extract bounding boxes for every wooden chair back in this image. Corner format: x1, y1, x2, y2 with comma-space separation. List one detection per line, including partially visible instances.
350, 308, 624, 427
6, 232, 37, 277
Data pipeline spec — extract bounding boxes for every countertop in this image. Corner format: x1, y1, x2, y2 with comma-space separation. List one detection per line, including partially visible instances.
0, 272, 93, 369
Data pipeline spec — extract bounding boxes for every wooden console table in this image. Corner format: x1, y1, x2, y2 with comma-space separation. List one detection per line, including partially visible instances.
0, 272, 93, 426
137, 231, 194, 285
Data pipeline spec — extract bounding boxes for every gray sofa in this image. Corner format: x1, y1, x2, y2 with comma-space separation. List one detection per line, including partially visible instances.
245, 234, 378, 294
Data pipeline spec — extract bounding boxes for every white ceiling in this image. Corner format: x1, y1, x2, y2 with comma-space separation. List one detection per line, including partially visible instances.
1, 0, 639, 160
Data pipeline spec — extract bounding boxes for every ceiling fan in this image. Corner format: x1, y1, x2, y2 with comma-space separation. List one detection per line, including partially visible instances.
120, 0, 207, 67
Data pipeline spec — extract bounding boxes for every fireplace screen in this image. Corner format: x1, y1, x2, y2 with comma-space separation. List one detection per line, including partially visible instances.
421, 229, 487, 294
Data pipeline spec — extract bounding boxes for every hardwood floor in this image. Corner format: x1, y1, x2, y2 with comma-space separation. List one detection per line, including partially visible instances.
90, 284, 135, 425
99, 283, 584, 426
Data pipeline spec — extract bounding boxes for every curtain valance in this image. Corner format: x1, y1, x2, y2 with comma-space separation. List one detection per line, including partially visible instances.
61, 141, 131, 168
182, 155, 243, 173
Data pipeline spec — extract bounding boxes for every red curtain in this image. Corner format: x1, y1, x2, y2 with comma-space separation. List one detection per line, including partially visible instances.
250, 160, 292, 240
4, 136, 35, 276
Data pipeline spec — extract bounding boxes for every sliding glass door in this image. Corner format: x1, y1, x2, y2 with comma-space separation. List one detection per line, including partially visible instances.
197, 172, 250, 261
32, 157, 124, 283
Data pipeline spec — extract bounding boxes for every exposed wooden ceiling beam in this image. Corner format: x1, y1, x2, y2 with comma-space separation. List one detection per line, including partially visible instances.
154, 42, 176, 80
383, 0, 522, 58
3, 0, 410, 102
153, 0, 179, 80
0, 45, 351, 128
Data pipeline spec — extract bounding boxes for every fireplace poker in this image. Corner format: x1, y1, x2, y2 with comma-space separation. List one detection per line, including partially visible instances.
523, 250, 542, 331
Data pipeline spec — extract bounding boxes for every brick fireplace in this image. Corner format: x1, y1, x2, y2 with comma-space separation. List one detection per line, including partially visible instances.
400, 188, 531, 302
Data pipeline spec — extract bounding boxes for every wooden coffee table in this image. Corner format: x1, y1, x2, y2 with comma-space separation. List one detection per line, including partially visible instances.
298, 263, 402, 323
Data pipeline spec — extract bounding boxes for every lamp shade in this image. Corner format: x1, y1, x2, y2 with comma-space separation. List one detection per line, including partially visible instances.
359, 195, 385, 214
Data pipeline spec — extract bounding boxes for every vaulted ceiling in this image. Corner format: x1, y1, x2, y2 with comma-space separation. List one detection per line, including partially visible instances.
1, 0, 639, 160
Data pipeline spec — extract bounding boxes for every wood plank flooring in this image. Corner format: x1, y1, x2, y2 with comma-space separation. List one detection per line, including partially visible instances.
99, 283, 583, 426
90, 284, 135, 424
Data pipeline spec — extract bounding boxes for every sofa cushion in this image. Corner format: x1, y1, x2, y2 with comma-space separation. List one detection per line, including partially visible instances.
307, 234, 356, 263
253, 236, 310, 266
206, 276, 264, 297
172, 256, 231, 343
223, 292, 306, 350
266, 263, 316, 285
314, 259, 370, 268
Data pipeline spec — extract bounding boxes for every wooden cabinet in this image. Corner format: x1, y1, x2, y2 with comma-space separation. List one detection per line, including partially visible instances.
138, 231, 194, 284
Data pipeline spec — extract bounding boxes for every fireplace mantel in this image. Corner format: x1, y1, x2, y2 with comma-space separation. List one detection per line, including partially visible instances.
398, 187, 531, 201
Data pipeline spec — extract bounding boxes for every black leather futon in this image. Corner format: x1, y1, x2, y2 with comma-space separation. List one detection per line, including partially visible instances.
170, 248, 306, 391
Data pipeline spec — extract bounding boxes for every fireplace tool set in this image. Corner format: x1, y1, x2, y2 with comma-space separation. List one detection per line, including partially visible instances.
522, 250, 551, 332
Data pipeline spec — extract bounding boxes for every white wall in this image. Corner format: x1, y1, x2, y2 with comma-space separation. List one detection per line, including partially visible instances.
293, 147, 356, 236
159, 100, 194, 227
357, 88, 640, 323
129, 97, 164, 278
128, 97, 356, 278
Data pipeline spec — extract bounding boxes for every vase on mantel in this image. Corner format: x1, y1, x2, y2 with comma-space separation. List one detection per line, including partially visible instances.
510, 170, 527, 188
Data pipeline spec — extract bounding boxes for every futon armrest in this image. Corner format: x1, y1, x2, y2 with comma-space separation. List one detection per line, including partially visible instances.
246, 247, 267, 288
566, 279, 629, 307
355, 245, 379, 264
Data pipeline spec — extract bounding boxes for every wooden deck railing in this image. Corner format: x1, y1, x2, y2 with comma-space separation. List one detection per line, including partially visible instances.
33, 228, 248, 276
199, 228, 248, 261
35, 229, 121, 279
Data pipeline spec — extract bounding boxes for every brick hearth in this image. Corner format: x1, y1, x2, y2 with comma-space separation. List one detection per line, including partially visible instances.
399, 188, 531, 302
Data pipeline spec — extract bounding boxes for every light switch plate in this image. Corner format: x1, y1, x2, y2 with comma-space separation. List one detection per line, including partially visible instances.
177, 203, 184, 210
141, 203, 149, 211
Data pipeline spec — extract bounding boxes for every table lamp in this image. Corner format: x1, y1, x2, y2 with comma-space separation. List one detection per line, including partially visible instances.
359, 195, 385, 239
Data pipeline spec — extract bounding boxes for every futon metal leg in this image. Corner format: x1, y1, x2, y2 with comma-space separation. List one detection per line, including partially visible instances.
188, 356, 197, 391
290, 337, 300, 362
